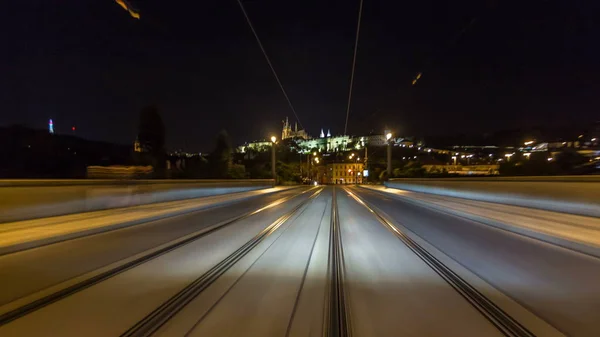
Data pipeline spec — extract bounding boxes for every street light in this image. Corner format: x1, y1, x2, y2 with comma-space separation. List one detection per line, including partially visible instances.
386, 132, 393, 177
271, 136, 277, 184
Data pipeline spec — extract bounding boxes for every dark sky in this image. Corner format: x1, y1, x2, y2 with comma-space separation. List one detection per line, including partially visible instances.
1, 0, 599, 151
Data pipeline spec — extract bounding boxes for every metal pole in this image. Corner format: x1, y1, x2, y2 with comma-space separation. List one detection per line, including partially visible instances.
387, 141, 392, 177
271, 143, 276, 184
307, 154, 310, 181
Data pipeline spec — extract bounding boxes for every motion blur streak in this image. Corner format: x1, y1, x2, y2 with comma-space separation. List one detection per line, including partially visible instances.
0, 185, 590, 336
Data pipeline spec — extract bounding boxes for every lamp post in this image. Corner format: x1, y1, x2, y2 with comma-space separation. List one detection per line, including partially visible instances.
308, 151, 317, 181
386, 132, 393, 177
271, 136, 277, 184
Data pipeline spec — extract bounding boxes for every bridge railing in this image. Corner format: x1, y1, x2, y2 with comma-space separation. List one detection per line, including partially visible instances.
385, 176, 600, 217
0, 179, 274, 223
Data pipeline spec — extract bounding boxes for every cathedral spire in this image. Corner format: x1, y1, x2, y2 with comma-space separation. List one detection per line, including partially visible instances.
320, 129, 325, 138
327, 129, 331, 137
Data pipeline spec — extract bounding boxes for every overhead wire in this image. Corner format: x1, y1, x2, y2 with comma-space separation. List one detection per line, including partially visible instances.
343, 0, 364, 136
236, 0, 304, 130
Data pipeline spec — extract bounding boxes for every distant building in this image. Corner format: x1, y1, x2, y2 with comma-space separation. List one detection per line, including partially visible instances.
281, 117, 309, 140
327, 162, 365, 184
237, 117, 403, 154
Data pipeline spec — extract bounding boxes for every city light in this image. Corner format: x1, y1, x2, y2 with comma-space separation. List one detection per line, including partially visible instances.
271, 136, 277, 143
547, 157, 553, 161
592, 138, 597, 142
313, 152, 317, 156
524, 140, 534, 146
386, 132, 392, 140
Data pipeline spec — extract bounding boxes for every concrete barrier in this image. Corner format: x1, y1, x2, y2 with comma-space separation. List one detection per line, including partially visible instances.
0, 179, 274, 223
384, 176, 600, 217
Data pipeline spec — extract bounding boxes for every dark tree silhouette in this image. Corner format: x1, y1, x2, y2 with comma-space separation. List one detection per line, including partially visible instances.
137, 105, 166, 174
138, 105, 165, 155
209, 130, 232, 178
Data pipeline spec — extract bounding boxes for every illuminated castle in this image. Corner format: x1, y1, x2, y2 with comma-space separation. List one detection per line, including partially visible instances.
238, 117, 398, 154
281, 117, 309, 140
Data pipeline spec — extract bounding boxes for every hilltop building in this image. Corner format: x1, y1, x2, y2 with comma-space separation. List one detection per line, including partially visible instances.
237, 117, 399, 154
281, 117, 309, 140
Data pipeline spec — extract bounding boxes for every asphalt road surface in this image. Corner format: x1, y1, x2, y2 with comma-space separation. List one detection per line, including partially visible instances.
1, 185, 596, 336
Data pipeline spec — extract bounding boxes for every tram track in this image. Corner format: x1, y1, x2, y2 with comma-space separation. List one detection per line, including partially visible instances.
324, 187, 351, 337
0, 188, 317, 327
345, 188, 536, 337
121, 188, 323, 337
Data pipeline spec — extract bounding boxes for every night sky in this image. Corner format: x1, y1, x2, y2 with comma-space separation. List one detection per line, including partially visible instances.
1, 0, 599, 151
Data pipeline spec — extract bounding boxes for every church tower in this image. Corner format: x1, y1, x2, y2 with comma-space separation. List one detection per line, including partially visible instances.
282, 117, 292, 140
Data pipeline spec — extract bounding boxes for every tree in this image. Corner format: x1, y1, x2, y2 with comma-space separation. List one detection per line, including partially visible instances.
277, 161, 301, 184
379, 170, 389, 181
555, 149, 587, 174
209, 130, 233, 178
228, 164, 247, 179
138, 105, 165, 156
136, 105, 166, 175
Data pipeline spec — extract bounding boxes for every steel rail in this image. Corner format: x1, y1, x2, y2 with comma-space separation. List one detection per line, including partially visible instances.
346, 188, 535, 337
0, 188, 315, 326
121, 188, 323, 337
324, 187, 351, 337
